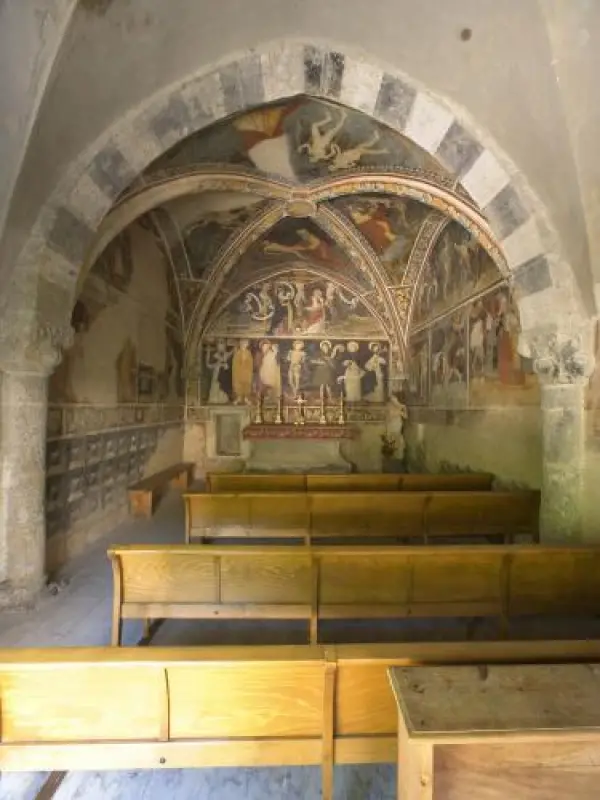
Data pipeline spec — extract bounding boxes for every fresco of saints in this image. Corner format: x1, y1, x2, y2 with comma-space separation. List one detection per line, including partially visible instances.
303, 288, 326, 333
311, 340, 344, 390
338, 343, 365, 401
206, 339, 232, 404
364, 343, 387, 403
257, 340, 281, 398
232, 339, 253, 404
287, 340, 306, 396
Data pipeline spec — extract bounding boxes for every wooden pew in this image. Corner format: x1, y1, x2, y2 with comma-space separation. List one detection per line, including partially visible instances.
3, 640, 600, 800
128, 462, 195, 518
183, 490, 540, 544
205, 472, 495, 493
108, 543, 600, 646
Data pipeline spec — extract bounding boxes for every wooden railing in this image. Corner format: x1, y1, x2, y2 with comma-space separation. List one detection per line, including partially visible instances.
205, 472, 495, 493
3, 641, 600, 800
108, 543, 599, 646
183, 490, 540, 544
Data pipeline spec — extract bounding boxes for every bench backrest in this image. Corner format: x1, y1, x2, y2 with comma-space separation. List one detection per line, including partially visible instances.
183, 490, 540, 543
109, 544, 600, 645
206, 472, 495, 493
3, 641, 600, 774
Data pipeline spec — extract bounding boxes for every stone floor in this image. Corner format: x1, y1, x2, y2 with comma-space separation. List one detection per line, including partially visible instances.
0, 493, 397, 800
2, 492, 599, 799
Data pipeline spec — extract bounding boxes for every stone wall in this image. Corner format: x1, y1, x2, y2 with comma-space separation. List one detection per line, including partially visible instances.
405, 407, 541, 489
45, 219, 184, 571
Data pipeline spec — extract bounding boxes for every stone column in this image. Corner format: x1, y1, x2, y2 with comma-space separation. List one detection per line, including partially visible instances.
527, 331, 594, 543
0, 324, 67, 608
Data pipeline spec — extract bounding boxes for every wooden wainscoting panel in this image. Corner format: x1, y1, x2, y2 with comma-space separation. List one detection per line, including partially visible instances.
167, 661, 325, 739
410, 549, 503, 614
0, 664, 165, 743
119, 549, 219, 604
336, 663, 397, 736
318, 552, 411, 606
509, 549, 600, 616
306, 475, 401, 492
220, 551, 312, 605
249, 493, 310, 537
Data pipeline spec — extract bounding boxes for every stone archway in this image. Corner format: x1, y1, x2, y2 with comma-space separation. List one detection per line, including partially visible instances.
0, 40, 593, 605
5, 40, 586, 353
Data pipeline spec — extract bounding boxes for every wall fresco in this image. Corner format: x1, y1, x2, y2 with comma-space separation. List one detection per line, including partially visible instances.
413, 221, 501, 326
408, 284, 539, 408
406, 330, 430, 405
201, 337, 389, 404
206, 272, 385, 340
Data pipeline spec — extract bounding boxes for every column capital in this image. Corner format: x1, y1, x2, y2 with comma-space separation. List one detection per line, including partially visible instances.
519, 329, 594, 386
0, 320, 74, 377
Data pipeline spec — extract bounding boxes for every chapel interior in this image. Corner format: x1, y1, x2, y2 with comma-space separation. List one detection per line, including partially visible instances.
2, 2, 600, 799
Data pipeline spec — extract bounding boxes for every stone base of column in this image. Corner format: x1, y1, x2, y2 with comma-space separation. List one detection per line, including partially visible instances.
0, 578, 45, 610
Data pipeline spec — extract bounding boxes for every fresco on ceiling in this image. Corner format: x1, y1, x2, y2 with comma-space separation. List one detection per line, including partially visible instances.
201, 337, 389, 404
332, 196, 430, 283
413, 222, 501, 326
229, 216, 373, 292
406, 331, 430, 406
149, 98, 448, 183
206, 273, 385, 340
183, 204, 260, 280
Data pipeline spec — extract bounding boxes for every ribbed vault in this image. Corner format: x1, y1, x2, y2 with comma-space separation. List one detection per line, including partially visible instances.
86, 97, 511, 381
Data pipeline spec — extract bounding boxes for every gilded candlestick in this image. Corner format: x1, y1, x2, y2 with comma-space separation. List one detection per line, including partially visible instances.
337, 390, 346, 425
319, 384, 327, 425
254, 392, 264, 425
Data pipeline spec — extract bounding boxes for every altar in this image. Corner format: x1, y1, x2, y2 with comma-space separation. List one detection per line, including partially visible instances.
242, 391, 358, 473
242, 422, 357, 473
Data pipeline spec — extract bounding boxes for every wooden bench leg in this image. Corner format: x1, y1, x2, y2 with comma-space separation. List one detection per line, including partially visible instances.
321, 657, 336, 800
397, 714, 433, 799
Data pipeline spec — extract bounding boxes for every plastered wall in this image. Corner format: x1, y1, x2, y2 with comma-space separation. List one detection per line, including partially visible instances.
45, 220, 185, 571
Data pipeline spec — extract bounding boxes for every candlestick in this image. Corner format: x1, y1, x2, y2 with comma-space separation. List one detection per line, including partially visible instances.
275, 393, 284, 424
319, 384, 327, 425
295, 392, 307, 426
254, 392, 264, 425
337, 390, 346, 425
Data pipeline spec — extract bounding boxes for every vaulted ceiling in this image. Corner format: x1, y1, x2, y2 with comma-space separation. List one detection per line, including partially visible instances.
89, 97, 503, 362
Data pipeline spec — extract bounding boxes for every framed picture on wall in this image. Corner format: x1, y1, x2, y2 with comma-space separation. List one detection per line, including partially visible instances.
137, 363, 155, 401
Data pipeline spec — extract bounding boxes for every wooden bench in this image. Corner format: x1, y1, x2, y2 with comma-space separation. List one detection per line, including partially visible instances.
183, 490, 540, 544
206, 472, 495, 493
389, 663, 600, 799
128, 462, 195, 518
3, 641, 600, 800
108, 543, 600, 646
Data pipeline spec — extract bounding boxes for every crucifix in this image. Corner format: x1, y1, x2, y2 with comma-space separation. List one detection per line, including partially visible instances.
295, 392, 307, 426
